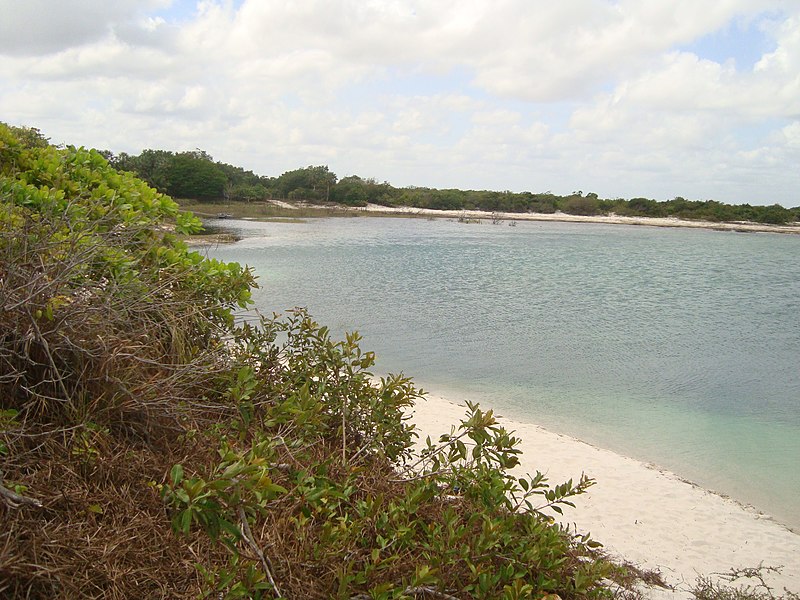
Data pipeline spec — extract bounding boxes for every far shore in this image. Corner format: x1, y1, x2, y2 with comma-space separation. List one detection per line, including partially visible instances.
410, 393, 800, 600
182, 198, 800, 236
359, 203, 800, 235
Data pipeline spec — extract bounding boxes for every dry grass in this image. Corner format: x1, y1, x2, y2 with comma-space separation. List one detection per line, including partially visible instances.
0, 434, 207, 599
0, 209, 237, 597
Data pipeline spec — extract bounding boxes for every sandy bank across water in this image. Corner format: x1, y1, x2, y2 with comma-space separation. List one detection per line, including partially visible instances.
358, 204, 800, 235
409, 394, 800, 599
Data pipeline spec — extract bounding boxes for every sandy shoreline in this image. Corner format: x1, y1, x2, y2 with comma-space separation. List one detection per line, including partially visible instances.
357, 204, 800, 235
409, 394, 800, 599
193, 199, 800, 235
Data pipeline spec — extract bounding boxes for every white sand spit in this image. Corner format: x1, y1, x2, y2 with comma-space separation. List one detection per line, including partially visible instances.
359, 204, 800, 235
409, 394, 800, 599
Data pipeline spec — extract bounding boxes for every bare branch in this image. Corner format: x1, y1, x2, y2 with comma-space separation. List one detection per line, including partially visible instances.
237, 506, 281, 598
0, 480, 43, 509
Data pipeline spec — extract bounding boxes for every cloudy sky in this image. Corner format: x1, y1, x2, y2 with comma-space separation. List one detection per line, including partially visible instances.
1, 1, 799, 206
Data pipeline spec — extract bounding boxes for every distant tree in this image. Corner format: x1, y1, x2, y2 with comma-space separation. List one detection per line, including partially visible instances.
528, 193, 558, 214
731, 203, 757, 222
622, 197, 666, 217
41, 131, 793, 224
1, 123, 49, 148
166, 151, 227, 200
420, 189, 464, 210
232, 184, 268, 202
276, 165, 337, 201
112, 149, 175, 193
287, 188, 314, 201
560, 194, 600, 216
361, 178, 398, 206
331, 176, 368, 206
756, 204, 794, 225
698, 200, 737, 222
215, 161, 268, 202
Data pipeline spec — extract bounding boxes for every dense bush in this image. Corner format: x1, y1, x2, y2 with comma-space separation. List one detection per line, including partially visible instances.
111, 148, 270, 202
0, 122, 254, 596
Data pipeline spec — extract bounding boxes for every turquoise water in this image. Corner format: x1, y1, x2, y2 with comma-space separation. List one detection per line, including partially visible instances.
206, 217, 800, 529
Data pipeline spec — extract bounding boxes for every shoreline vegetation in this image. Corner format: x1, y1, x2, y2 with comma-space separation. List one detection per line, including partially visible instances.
3, 122, 799, 599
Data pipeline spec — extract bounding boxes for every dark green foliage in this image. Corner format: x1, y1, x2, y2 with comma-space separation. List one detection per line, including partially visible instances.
757, 204, 794, 225
275, 165, 337, 201
161, 311, 616, 599
110, 148, 270, 202
113, 148, 174, 191
330, 175, 369, 206
617, 197, 666, 217
166, 151, 228, 200
561, 193, 600, 216
216, 161, 271, 202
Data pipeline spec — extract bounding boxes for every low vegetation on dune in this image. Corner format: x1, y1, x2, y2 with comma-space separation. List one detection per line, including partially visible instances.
0, 122, 635, 598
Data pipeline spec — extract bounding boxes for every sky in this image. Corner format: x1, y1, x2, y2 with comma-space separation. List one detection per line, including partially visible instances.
1, 1, 799, 206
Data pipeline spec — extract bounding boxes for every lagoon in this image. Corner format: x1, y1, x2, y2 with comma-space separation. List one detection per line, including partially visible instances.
206, 216, 800, 530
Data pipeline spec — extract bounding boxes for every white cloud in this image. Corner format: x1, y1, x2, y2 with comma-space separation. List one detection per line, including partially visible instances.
0, 0, 171, 56
780, 120, 800, 147
1, 0, 799, 205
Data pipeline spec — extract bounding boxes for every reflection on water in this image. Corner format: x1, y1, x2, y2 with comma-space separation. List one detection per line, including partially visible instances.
206, 216, 800, 529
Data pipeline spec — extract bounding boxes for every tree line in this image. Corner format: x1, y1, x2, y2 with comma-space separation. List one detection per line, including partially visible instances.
108, 148, 799, 225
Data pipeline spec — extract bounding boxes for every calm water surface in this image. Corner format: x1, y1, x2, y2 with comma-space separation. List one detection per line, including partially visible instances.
206, 217, 800, 529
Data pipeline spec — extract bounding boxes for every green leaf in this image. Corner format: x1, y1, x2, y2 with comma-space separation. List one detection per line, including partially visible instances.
217, 519, 242, 543
170, 464, 184, 487
179, 508, 193, 534
264, 483, 288, 496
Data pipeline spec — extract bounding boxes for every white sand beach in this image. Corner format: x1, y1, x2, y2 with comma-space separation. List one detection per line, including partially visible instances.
410, 394, 800, 599
359, 204, 800, 235
254, 199, 800, 235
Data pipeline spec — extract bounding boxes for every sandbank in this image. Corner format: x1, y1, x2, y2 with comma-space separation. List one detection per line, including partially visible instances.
409, 394, 800, 599
358, 204, 800, 235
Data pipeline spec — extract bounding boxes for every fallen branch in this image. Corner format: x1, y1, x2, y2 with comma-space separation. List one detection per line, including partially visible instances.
351, 585, 461, 600
402, 586, 462, 599
237, 505, 281, 598
0, 482, 43, 509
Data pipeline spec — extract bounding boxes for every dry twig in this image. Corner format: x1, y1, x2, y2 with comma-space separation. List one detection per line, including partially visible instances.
0, 482, 43, 509
237, 505, 282, 598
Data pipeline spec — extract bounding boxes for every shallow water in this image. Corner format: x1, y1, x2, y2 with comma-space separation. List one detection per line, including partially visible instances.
206, 216, 800, 529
